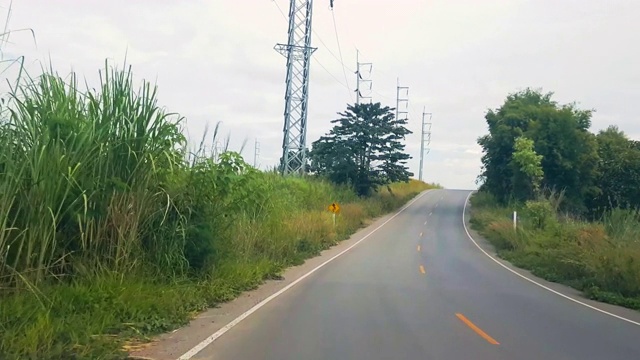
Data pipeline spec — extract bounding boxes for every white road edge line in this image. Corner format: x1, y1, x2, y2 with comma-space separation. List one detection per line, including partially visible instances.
462, 191, 640, 327
176, 190, 433, 360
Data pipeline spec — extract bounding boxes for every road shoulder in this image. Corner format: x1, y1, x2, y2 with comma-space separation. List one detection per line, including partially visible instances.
462, 196, 640, 325
130, 192, 430, 360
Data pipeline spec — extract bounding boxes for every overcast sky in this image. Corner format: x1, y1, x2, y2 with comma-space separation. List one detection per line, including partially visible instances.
2, 0, 638, 189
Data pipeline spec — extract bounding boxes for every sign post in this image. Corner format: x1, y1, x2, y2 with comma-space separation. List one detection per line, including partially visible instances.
328, 202, 340, 227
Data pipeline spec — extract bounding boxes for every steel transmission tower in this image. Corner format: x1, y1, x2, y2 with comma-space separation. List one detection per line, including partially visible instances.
419, 107, 432, 181
274, 0, 320, 175
355, 50, 373, 105
396, 78, 409, 123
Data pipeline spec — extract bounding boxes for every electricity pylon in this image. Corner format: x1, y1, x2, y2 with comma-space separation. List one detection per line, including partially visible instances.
274, 0, 317, 175
419, 108, 432, 181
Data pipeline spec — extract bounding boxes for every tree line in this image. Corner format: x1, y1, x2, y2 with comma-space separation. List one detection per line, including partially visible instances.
478, 88, 640, 218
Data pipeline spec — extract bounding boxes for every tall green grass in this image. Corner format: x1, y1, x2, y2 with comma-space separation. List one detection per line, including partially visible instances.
0, 63, 187, 289
0, 62, 436, 359
469, 191, 640, 310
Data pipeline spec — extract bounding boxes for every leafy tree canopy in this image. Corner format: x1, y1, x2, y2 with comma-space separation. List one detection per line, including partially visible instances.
587, 126, 640, 215
309, 102, 413, 196
478, 88, 599, 213
511, 136, 544, 200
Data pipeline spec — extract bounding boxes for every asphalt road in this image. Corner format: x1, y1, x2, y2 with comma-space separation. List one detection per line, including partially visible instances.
190, 189, 640, 360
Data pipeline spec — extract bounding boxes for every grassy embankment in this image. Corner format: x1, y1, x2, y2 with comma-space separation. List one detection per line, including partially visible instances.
0, 63, 436, 359
469, 191, 640, 311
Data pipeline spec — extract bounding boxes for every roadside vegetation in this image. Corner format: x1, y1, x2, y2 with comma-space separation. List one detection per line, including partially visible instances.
0, 58, 433, 358
471, 88, 640, 311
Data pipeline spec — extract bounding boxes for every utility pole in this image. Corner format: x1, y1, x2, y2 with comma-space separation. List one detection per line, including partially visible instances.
396, 78, 409, 123
355, 49, 372, 105
254, 139, 261, 169
274, 0, 318, 175
419, 107, 432, 182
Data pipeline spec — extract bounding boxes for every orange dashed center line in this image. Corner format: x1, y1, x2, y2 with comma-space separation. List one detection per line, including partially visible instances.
456, 313, 500, 345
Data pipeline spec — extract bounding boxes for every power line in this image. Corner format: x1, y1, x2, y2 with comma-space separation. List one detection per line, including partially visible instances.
313, 23, 355, 73
271, 0, 288, 21
314, 57, 351, 90
355, 48, 401, 102
272, 0, 354, 73
271, 0, 351, 94
356, 48, 396, 80
373, 88, 394, 102
331, 8, 353, 102
274, 0, 355, 74
271, 0, 408, 107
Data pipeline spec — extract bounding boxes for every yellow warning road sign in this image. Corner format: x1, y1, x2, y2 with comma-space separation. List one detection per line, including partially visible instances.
328, 202, 340, 214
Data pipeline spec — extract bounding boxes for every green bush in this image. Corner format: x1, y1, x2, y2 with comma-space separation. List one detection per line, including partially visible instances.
523, 199, 556, 229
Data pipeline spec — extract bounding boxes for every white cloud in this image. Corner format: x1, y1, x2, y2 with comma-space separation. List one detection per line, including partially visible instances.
2, 0, 639, 189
